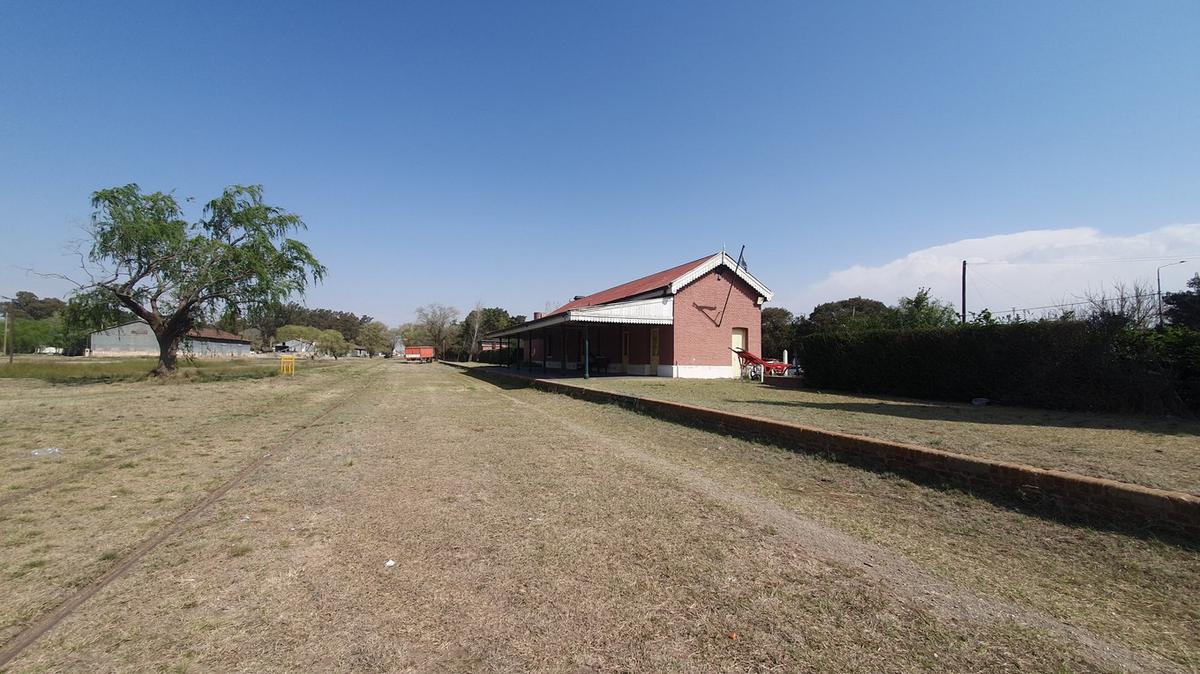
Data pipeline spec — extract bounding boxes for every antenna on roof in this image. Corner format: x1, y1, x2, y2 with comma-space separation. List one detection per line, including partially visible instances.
715, 245, 746, 327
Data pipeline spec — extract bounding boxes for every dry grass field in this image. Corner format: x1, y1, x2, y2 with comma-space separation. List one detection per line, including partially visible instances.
569, 375, 1200, 495
0, 361, 1196, 672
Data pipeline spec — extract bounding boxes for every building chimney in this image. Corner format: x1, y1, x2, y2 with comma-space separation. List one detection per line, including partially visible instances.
533, 312, 543, 320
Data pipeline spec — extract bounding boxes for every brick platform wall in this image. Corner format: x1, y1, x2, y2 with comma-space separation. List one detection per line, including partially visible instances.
450, 363, 1200, 537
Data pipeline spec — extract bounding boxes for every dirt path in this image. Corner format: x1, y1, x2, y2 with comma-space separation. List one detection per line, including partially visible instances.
3, 363, 1194, 672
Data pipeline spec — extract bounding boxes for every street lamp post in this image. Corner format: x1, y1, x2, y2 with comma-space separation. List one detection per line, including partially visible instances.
1157, 260, 1187, 328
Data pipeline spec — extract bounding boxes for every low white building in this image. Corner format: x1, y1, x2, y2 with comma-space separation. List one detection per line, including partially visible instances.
89, 320, 252, 357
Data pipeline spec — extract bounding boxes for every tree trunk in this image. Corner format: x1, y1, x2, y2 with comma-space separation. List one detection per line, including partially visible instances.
152, 331, 184, 376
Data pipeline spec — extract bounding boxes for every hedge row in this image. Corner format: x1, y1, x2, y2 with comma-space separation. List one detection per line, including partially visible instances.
798, 322, 1200, 414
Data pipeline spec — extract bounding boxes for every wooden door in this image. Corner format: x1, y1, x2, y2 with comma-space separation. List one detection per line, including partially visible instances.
649, 328, 660, 375
731, 328, 747, 371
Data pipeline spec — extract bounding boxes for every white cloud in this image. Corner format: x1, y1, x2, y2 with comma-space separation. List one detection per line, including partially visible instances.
797, 224, 1200, 317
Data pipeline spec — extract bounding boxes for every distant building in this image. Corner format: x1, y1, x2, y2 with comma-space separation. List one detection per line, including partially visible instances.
89, 320, 252, 357
350, 345, 370, 357
275, 339, 315, 353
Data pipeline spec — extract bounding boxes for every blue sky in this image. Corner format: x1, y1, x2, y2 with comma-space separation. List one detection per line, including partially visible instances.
2, 1, 1198, 323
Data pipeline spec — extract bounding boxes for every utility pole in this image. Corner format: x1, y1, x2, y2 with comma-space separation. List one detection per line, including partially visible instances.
1, 294, 10, 365
960, 260, 967, 324
1157, 260, 1187, 328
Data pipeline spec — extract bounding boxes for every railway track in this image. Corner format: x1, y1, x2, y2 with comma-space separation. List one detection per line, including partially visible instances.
0, 369, 381, 668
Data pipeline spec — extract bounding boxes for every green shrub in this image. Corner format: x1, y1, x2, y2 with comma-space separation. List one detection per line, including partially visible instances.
798, 322, 1199, 414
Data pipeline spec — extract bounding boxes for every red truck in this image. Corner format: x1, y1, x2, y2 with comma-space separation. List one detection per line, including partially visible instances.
404, 346, 436, 363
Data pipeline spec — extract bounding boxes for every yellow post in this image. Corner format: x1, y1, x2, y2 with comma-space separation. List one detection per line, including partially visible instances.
280, 354, 296, 376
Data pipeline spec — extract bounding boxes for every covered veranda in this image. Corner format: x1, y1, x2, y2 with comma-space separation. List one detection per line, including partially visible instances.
486, 298, 673, 379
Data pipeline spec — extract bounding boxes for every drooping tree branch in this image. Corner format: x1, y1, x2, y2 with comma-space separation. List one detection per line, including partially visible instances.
67, 183, 325, 375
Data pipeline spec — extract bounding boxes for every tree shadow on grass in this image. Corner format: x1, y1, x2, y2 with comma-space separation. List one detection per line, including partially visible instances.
453, 366, 537, 391
822, 452, 1200, 549
724, 397, 1200, 436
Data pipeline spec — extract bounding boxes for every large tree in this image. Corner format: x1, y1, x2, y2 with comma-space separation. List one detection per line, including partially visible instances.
760, 307, 795, 359
70, 184, 324, 375
357, 320, 393, 356
415, 304, 459, 357
888, 288, 959, 329
318, 329, 350, 359
460, 305, 517, 360
277, 324, 323, 343
397, 322, 430, 346
808, 296, 892, 332
1, 291, 67, 320
1164, 273, 1200, 330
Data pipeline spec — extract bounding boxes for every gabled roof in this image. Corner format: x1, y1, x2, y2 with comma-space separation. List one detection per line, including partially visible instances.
548, 251, 772, 316
93, 319, 250, 344
486, 251, 773, 338
187, 327, 250, 343
548, 254, 712, 316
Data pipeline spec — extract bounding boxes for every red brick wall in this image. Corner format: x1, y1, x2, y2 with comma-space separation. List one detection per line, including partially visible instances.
673, 269, 763, 367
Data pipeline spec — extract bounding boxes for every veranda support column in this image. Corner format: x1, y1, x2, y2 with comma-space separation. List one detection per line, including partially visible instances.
584, 326, 590, 379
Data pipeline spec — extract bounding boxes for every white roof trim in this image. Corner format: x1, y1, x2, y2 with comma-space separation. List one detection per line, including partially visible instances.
568, 296, 673, 324
487, 313, 569, 338
487, 297, 674, 337
669, 252, 774, 301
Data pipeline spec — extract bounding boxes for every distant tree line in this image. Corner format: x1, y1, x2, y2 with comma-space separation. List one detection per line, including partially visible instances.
0, 291, 397, 357
2, 288, 535, 363
396, 303, 526, 361
0, 291, 120, 354
761, 288, 959, 358
1, 292, 68, 353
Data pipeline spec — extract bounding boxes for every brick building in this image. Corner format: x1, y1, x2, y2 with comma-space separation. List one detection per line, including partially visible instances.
487, 252, 772, 378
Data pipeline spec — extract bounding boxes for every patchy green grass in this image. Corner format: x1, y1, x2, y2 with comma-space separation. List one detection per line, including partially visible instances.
0, 357, 284, 384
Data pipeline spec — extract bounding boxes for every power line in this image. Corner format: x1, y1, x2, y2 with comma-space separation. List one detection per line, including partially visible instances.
961, 255, 1194, 320
969, 267, 1036, 310
988, 293, 1156, 316
971, 255, 1199, 267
